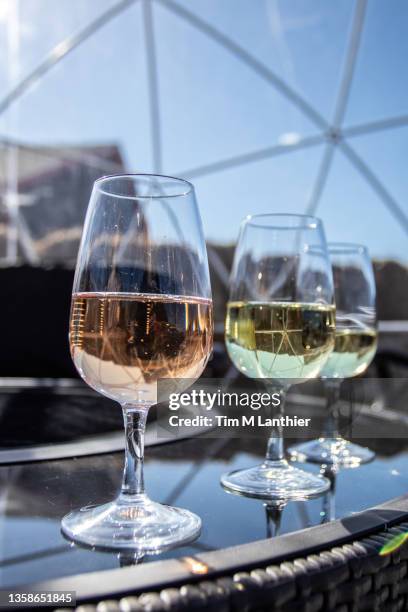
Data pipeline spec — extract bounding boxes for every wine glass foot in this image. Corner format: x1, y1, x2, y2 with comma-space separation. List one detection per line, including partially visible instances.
221, 461, 330, 501
288, 438, 375, 466
61, 495, 201, 552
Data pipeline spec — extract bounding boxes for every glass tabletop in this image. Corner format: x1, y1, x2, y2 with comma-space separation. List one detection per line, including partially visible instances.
0, 423, 407, 589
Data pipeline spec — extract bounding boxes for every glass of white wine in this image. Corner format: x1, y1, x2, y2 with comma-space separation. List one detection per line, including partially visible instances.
62, 174, 213, 551
221, 214, 335, 501
289, 243, 377, 465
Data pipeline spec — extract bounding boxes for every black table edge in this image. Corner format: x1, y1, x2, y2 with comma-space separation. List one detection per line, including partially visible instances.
25, 493, 408, 603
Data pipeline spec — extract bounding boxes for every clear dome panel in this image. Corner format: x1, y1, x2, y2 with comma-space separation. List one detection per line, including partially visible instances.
347, 127, 408, 210
344, 0, 408, 125
0, 2, 155, 264
173, 0, 354, 121
190, 144, 325, 244
154, 0, 320, 174
318, 147, 408, 262
0, 0, 120, 94
1, 2, 151, 170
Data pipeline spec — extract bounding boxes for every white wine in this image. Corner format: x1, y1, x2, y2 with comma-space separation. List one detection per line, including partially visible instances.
70, 292, 213, 404
321, 328, 377, 378
225, 301, 335, 383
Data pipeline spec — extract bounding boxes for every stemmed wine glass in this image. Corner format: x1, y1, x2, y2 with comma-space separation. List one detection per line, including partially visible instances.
62, 174, 213, 551
221, 214, 335, 500
289, 243, 377, 465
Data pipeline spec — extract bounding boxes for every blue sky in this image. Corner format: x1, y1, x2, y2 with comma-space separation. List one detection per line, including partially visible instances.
0, 0, 407, 261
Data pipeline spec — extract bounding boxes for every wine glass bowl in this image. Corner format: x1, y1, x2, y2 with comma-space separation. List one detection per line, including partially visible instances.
62, 174, 213, 551
221, 214, 335, 501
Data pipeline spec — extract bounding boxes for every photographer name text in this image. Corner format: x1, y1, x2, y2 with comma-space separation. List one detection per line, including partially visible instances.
168, 414, 311, 428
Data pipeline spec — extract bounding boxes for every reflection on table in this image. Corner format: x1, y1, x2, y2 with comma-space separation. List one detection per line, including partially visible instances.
0, 380, 407, 588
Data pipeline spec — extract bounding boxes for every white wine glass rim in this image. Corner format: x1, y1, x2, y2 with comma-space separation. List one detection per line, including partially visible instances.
243, 213, 322, 230
94, 173, 194, 200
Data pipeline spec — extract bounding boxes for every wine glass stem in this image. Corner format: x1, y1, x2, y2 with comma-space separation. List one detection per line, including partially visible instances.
323, 379, 342, 438
265, 502, 285, 538
265, 387, 287, 463
121, 405, 149, 498
321, 467, 337, 523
